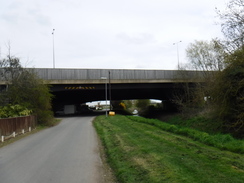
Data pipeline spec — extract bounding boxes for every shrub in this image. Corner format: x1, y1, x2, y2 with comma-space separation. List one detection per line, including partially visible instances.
0, 104, 32, 118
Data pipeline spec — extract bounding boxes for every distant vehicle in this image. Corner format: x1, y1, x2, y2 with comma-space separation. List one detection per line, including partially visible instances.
78, 104, 92, 113
96, 106, 103, 110
89, 106, 96, 110
132, 109, 138, 115
64, 105, 76, 114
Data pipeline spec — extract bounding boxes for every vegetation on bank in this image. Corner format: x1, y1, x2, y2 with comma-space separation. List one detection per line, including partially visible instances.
127, 116, 244, 154
0, 54, 54, 125
0, 104, 32, 118
94, 115, 244, 183
114, 0, 244, 139
172, 0, 244, 138
165, 115, 222, 135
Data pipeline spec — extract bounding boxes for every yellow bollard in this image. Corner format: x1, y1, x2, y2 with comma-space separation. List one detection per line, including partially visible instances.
109, 111, 115, 116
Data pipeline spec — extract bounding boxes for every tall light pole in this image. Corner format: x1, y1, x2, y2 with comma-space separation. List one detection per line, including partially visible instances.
101, 77, 108, 117
52, 29, 55, 69
173, 41, 182, 70
108, 70, 112, 111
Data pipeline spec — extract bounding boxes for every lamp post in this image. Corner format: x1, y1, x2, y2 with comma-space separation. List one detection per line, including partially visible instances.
108, 71, 112, 111
101, 77, 108, 117
173, 41, 182, 70
52, 29, 55, 68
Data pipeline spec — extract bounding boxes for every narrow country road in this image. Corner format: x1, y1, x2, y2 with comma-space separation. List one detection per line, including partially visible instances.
0, 117, 105, 183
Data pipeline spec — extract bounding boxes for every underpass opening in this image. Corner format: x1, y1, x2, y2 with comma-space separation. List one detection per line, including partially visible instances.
51, 82, 185, 116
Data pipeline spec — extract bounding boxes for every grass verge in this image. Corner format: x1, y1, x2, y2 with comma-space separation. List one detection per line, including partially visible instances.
94, 115, 244, 183
127, 116, 244, 154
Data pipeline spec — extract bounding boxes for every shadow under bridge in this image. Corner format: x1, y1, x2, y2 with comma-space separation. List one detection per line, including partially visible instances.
51, 82, 181, 105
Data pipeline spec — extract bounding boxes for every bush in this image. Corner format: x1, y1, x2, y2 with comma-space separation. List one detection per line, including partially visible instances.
211, 49, 244, 138
0, 104, 32, 118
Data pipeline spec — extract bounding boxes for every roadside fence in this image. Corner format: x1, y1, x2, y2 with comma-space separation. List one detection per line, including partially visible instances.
0, 115, 37, 142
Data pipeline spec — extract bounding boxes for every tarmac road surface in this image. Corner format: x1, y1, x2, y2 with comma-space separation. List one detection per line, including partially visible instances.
0, 117, 105, 183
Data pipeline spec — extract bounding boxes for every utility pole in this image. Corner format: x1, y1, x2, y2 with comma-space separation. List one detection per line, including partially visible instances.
173, 41, 182, 70
101, 77, 108, 117
109, 71, 112, 111
52, 29, 55, 68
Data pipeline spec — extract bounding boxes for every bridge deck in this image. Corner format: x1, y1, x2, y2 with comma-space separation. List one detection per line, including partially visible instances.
0, 68, 205, 84
31, 68, 202, 84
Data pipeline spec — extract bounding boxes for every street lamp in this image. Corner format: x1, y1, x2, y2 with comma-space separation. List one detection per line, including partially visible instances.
173, 41, 182, 70
101, 77, 108, 117
108, 71, 112, 111
52, 29, 55, 68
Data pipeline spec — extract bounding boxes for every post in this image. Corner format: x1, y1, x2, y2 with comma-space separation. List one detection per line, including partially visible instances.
173, 41, 182, 70
105, 79, 108, 117
101, 77, 108, 117
109, 71, 112, 111
52, 29, 55, 69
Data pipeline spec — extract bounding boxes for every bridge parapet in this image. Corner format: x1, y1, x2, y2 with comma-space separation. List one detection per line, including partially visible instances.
32, 68, 205, 84
0, 68, 206, 84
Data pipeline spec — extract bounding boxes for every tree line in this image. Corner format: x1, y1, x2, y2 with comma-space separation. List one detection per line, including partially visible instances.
175, 0, 244, 138
0, 54, 53, 125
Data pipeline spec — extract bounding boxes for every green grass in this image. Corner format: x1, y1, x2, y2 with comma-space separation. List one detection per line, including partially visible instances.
94, 115, 244, 183
127, 116, 244, 154
166, 116, 220, 132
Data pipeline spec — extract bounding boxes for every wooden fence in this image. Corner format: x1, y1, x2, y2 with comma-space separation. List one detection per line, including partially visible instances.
0, 115, 37, 137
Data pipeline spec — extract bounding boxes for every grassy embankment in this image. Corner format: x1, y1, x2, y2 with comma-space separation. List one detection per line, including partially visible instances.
94, 115, 244, 183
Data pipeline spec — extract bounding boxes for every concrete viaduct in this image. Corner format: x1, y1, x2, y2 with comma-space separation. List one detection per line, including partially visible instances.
1, 68, 204, 112
32, 68, 202, 107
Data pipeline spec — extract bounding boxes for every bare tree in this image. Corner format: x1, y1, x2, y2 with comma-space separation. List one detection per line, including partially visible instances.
0, 56, 23, 81
216, 0, 244, 52
0, 43, 23, 82
185, 39, 226, 72
173, 39, 226, 116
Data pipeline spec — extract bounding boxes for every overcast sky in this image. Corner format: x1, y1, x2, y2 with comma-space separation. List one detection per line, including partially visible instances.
0, 0, 228, 70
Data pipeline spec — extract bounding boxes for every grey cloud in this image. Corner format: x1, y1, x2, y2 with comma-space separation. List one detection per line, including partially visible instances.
1, 1, 51, 26
27, 9, 51, 26
1, 2, 22, 24
117, 33, 155, 45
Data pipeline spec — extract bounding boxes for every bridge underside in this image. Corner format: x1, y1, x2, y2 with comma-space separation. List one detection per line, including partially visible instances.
51, 82, 185, 109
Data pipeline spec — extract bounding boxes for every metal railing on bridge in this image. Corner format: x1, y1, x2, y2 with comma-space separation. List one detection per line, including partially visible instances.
30, 68, 205, 81
0, 68, 209, 84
